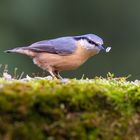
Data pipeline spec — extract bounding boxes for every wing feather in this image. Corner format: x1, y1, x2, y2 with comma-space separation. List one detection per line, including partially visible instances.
28, 37, 76, 55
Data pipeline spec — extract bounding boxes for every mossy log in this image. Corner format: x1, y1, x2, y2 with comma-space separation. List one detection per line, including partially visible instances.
0, 77, 140, 140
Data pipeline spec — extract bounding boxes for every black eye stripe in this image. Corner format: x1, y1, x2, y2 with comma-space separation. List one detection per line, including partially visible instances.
74, 37, 98, 46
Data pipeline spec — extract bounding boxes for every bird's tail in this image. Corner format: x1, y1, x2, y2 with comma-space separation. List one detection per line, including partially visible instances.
4, 47, 36, 57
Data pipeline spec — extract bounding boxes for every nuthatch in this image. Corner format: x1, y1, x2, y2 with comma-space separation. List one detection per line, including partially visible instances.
5, 34, 111, 79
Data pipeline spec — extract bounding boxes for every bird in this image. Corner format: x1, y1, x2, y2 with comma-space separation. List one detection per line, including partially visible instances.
5, 34, 111, 79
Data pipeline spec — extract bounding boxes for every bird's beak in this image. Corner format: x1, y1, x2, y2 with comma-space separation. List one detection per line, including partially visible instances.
98, 45, 111, 53
97, 45, 105, 52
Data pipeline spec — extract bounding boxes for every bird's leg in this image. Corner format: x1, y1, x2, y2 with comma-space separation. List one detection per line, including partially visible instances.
48, 70, 57, 79
54, 71, 63, 79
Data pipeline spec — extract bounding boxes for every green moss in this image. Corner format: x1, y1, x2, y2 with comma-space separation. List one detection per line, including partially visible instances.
0, 77, 140, 139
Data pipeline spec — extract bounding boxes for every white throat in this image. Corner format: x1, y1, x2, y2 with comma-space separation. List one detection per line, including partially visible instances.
79, 39, 96, 50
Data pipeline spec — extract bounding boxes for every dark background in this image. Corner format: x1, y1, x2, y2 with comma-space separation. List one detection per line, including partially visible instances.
0, 0, 139, 79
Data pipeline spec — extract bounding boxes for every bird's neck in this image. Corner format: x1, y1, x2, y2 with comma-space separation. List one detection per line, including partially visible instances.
75, 42, 98, 60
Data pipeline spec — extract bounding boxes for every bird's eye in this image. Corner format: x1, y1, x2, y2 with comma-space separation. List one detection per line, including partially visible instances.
74, 37, 98, 46
88, 40, 93, 44
87, 39, 98, 46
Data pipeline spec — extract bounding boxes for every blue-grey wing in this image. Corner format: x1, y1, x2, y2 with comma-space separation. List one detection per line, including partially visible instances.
28, 37, 76, 55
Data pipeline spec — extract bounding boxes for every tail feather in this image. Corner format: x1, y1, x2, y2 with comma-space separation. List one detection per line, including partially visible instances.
4, 47, 36, 57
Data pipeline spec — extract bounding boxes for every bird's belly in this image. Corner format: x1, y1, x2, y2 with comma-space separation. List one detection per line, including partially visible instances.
54, 58, 82, 71
33, 53, 87, 71
49, 55, 84, 71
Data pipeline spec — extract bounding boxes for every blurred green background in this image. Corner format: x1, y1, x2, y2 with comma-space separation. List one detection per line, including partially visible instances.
0, 0, 139, 79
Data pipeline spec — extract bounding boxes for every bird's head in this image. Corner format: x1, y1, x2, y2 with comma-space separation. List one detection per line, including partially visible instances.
74, 34, 106, 53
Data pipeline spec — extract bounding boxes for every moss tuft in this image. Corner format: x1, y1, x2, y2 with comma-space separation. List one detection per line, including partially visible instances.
0, 77, 140, 139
